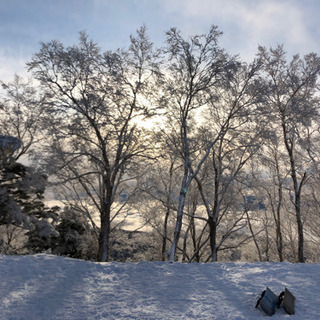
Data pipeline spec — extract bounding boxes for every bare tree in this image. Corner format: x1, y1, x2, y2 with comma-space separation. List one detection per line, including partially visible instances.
162, 26, 237, 261
258, 45, 320, 262
27, 28, 161, 261
257, 138, 288, 262
191, 60, 264, 262
139, 143, 181, 261
0, 75, 45, 161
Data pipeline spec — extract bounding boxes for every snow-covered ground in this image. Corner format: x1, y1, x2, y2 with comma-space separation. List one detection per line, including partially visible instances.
0, 254, 319, 319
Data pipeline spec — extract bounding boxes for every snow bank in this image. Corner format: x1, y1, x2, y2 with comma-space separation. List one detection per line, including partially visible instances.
0, 254, 319, 319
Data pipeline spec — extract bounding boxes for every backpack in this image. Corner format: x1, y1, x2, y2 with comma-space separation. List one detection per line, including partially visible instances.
255, 287, 279, 316
256, 287, 295, 316
277, 288, 295, 315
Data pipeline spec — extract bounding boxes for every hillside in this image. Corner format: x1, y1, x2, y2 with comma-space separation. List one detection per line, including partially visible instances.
0, 254, 319, 319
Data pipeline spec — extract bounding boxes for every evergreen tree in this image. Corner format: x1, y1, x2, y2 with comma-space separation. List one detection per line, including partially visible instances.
0, 135, 58, 252
52, 207, 97, 260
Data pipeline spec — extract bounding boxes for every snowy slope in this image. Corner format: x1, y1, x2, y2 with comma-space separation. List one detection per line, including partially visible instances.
0, 254, 319, 319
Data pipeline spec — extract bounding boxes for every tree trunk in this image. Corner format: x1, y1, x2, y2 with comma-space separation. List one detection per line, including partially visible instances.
162, 161, 175, 261
275, 154, 284, 262
276, 180, 284, 262
98, 209, 110, 262
190, 215, 200, 262
208, 216, 218, 262
264, 212, 270, 262
97, 185, 112, 262
295, 191, 304, 262
282, 124, 305, 263
276, 205, 284, 262
246, 210, 262, 261
169, 120, 189, 262
182, 220, 191, 262
168, 191, 187, 262
162, 206, 170, 261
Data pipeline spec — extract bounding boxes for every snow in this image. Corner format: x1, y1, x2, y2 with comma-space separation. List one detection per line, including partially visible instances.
0, 254, 319, 319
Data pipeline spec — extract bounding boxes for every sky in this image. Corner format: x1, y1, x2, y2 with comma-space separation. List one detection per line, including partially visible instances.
0, 0, 320, 81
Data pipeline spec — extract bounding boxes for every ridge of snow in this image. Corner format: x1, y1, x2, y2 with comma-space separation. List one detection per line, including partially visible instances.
0, 254, 319, 319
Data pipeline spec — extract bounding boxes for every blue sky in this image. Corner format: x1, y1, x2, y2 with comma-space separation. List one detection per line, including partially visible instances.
0, 0, 319, 81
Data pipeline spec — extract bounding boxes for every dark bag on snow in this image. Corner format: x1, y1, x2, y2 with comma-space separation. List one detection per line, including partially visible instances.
255, 287, 279, 316
278, 288, 295, 315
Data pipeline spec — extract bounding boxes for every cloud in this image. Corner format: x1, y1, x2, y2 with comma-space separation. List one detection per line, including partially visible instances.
159, 0, 319, 60
235, 2, 310, 44
0, 50, 28, 82
1, 0, 319, 80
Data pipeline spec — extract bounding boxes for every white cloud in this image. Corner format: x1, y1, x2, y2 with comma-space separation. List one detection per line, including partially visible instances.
0, 50, 28, 82
236, 2, 310, 44
159, 0, 319, 60
1, 0, 318, 79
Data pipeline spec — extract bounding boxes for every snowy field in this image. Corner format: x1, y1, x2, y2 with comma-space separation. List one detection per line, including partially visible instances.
0, 254, 319, 319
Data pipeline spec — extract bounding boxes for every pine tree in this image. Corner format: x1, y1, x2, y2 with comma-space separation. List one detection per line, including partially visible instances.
0, 135, 59, 252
